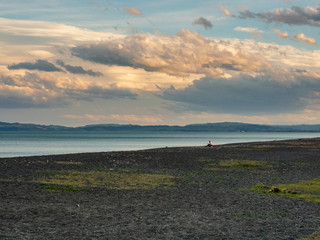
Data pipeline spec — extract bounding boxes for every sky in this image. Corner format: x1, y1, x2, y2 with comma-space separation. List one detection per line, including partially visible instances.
1, 0, 320, 126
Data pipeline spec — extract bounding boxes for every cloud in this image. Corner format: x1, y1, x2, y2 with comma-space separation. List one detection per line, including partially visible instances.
294, 33, 317, 45
56, 60, 103, 76
0, 93, 63, 109
81, 85, 138, 100
273, 29, 316, 45
220, 6, 233, 17
91, 2, 101, 9
160, 72, 320, 114
63, 114, 163, 124
193, 17, 213, 29
0, 73, 66, 108
234, 26, 263, 40
72, 29, 268, 77
234, 27, 262, 33
273, 29, 289, 39
8, 59, 63, 72
238, 5, 320, 27
0, 72, 137, 109
64, 85, 137, 101
0, 17, 121, 43
123, 7, 142, 16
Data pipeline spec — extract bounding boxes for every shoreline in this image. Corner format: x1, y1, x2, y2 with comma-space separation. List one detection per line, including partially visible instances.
1, 132, 320, 159
2, 136, 320, 159
1, 137, 319, 239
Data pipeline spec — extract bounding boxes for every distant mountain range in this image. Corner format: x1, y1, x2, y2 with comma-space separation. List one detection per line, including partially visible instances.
1, 121, 320, 132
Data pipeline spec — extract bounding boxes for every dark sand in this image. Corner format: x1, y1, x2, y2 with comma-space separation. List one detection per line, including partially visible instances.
0, 138, 319, 239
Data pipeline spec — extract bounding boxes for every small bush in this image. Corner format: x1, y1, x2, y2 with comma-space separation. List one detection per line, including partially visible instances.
249, 179, 320, 203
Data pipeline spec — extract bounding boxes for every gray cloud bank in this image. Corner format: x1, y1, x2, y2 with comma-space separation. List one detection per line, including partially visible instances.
8, 59, 63, 72
193, 17, 213, 29
0, 73, 137, 108
7, 59, 103, 77
160, 72, 320, 114
56, 60, 103, 76
238, 5, 320, 27
71, 30, 267, 77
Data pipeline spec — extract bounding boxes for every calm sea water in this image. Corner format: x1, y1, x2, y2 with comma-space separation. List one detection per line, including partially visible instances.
0, 131, 319, 158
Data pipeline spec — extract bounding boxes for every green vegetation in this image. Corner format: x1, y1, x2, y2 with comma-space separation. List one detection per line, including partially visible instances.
34, 170, 175, 192
249, 179, 320, 203
198, 157, 214, 162
55, 161, 83, 165
299, 229, 320, 240
201, 158, 272, 171
218, 160, 272, 168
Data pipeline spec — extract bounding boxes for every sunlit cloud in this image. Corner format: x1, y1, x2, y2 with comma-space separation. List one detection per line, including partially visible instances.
305, 6, 319, 14
220, 6, 233, 17
293, 33, 317, 45
0, 72, 137, 108
72, 29, 268, 77
63, 114, 163, 124
110, 114, 163, 124
63, 114, 106, 121
123, 7, 142, 16
273, 29, 289, 39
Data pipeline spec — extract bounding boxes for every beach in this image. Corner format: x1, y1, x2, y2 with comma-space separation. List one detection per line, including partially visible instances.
1, 138, 319, 239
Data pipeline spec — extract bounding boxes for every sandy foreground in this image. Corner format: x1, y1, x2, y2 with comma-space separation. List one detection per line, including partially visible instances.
0, 138, 320, 239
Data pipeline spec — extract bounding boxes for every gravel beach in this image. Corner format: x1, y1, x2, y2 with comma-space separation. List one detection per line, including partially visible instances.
0, 138, 319, 239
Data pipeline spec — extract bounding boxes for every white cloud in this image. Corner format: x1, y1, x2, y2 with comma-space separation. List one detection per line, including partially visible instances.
234, 27, 262, 33
222, 39, 320, 70
0, 17, 122, 43
234, 26, 263, 39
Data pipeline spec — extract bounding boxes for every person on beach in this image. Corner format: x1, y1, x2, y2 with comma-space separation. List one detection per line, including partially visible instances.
207, 140, 213, 147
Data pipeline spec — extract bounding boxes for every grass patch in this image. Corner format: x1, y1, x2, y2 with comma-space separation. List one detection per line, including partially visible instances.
34, 170, 174, 191
249, 179, 320, 203
198, 157, 214, 162
55, 161, 83, 165
0, 179, 13, 183
299, 229, 320, 240
218, 160, 272, 168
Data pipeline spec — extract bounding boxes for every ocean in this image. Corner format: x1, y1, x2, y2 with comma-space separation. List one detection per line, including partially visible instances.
0, 131, 319, 158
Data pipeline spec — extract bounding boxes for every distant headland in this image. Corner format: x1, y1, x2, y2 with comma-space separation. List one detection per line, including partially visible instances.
1, 121, 320, 132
